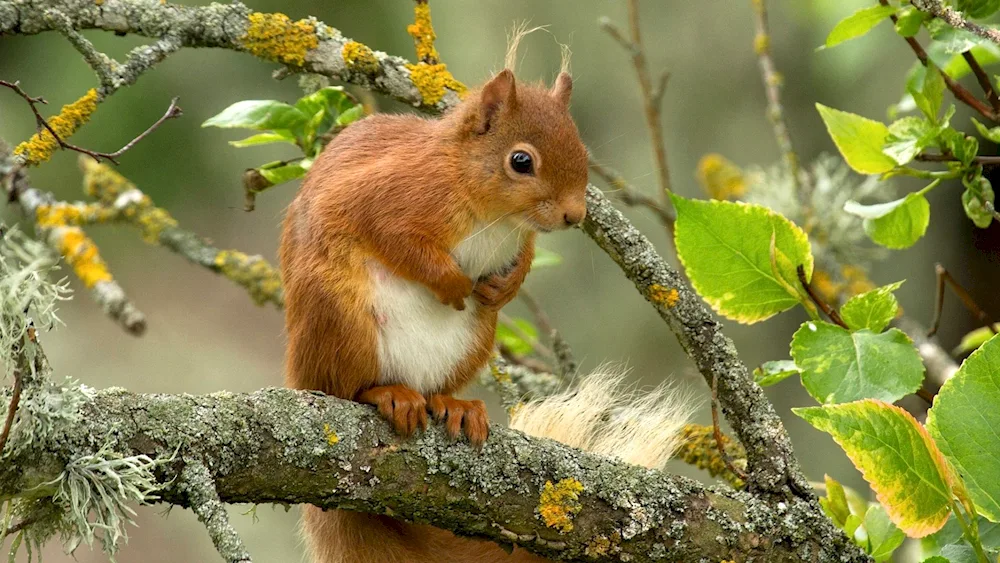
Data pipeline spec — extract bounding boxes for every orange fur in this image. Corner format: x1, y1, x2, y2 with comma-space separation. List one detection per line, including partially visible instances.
280, 69, 588, 563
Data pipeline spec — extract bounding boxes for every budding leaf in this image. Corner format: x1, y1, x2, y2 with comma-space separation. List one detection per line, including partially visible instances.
791, 321, 924, 404
844, 192, 931, 249
840, 281, 904, 333
795, 400, 953, 538
817, 104, 897, 174
671, 194, 813, 324
202, 100, 309, 131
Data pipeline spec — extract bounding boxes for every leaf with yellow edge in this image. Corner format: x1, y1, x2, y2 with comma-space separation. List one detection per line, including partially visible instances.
817, 103, 897, 174
671, 194, 813, 324
795, 400, 953, 538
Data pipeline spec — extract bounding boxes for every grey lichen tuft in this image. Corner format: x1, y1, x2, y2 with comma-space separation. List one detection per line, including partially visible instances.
48, 441, 172, 559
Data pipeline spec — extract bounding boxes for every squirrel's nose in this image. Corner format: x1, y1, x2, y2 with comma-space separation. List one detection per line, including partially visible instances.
563, 207, 586, 226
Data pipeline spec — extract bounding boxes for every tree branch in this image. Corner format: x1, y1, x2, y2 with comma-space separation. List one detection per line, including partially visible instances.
910, 0, 1000, 46
0, 387, 869, 563
179, 461, 253, 563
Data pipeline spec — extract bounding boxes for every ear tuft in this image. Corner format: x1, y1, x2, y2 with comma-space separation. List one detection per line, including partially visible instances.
475, 69, 516, 134
550, 72, 572, 107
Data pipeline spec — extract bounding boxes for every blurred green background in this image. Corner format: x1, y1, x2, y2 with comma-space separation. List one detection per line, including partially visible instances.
2, 0, 997, 561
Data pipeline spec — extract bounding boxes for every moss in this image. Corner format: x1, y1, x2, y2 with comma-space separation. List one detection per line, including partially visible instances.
406, 2, 439, 64
647, 284, 679, 308
242, 12, 318, 67
537, 478, 583, 533
55, 228, 112, 289
14, 89, 99, 165
213, 250, 284, 306
696, 154, 746, 201
405, 63, 466, 106
342, 41, 379, 74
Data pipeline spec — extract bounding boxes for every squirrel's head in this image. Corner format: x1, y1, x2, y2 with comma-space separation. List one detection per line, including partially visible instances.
449, 69, 589, 232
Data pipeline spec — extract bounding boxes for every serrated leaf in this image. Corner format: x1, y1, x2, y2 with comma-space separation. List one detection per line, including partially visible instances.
496, 317, 538, 355
228, 132, 296, 148
928, 334, 1000, 522
821, 474, 852, 528
825, 5, 897, 48
202, 100, 309, 131
962, 175, 995, 228
864, 192, 931, 249
864, 504, 906, 561
794, 400, 953, 537
531, 246, 562, 269
753, 360, 799, 387
791, 321, 925, 404
671, 194, 813, 324
840, 281, 904, 332
817, 104, 897, 174
884, 116, 937, 165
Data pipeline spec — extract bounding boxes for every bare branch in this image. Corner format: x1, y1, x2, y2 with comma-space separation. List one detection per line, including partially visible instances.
588, 159, 675, 227
911, 0, 1000, 46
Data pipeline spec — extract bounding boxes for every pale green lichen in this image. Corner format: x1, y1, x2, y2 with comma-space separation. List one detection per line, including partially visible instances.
342, 41, 379, 74
242, 12, 318, 67
537, 478, 583, 533
14, 89, 99, 165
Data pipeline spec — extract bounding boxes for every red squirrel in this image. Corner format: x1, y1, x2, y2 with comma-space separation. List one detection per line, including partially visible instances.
280, 66, 589, 562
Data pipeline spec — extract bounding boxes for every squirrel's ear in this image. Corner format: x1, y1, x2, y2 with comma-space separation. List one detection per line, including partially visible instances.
550, 72, 572, 106
475, 69, 516, 134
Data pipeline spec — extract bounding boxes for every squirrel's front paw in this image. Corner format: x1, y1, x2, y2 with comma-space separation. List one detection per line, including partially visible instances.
435, 274, 474, 311
357, 385, 427, 437
473, 274, 517, 310
427, 394, 489, 446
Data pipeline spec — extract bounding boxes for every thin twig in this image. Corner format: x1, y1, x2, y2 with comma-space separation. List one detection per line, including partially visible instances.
929, 263, 996, 337
798, 265, 849, 329
0, 366, 23, 455
0, 80, 182, 164
711, 373, 747, 485
497, 343, 554, 374
599, 0, 675, 224
917, 153, 1000, 165
750, 0, 808, 206
911, 0, 1000, 47
879, 0, 997, 122
589, 159, 675, 226
498, 311, 555, 360
519, 289, 576, 379
962, 51, 1000, 112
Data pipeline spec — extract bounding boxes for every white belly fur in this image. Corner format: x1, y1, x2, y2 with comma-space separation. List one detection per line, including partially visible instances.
371, 220, 524, 394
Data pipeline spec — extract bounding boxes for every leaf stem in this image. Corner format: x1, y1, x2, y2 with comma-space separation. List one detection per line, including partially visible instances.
950, 499, 990, 563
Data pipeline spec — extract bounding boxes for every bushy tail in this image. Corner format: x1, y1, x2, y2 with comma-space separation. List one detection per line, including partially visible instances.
508, 366, 696, 470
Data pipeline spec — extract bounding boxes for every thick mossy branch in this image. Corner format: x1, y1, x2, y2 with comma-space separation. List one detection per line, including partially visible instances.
0, 0, 463, 110
0, 387, 869, 563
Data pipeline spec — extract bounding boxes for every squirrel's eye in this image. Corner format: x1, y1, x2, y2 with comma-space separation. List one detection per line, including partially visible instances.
510, 151, 534, 175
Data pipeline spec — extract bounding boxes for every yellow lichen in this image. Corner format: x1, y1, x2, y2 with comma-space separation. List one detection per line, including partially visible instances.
81, 157, 130, 202
812, 269, 841, 305
14, 89, 99, 166
841, 265, 875, 297
696, 154, 746, 201
342, 41, 379, 74
406, 63, 467, 106
56, 228, 112, 288
675, 424, 746, 489
36, 202, 117, 229
242, 12, 318, 67
537, 478, 584, 533
753, 33, 769, 55
407, 2, 439, 64
323, 423, 340, 445
648, 284, 679, 308
80, 159, 178, 243
214, 250, 284, 306
585, 536, 612, 557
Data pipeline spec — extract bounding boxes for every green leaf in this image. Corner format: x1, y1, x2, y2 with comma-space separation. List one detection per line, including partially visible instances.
496, 317, 538, 356
912, 63, 945, 121
531, 246, 562, 268
257, 160, 311, 185
864, 504, 906, 561
791, 321, 925, 404
864, 192, 931, 249
894, 6, 927, 38
753, 360, 799, 387
794, 400, 954, 537
336, 105, 365, 127
928, 334, 1000, 522
953, 324, 1000, 356
825, 5, 897, 48
944, 44, 1000, 79
671, 194, 813, 324
954, 0, 1000, 19
929, 19, 986, 54
228, 132, 296, 148
202, 100, 309, 131
816, 104, 897, 174
962, 174, 996, 228
840, 281, 904, 332
883, 116, 938, 165
972, 117, 1000, 143
821, 474, 852, 528
919, 557, 949, 563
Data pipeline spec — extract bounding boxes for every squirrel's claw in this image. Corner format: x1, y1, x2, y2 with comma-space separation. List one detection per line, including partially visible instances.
427, 394, 489, 446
